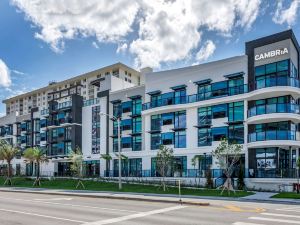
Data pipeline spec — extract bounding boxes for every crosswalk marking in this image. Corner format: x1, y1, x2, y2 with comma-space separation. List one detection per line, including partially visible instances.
232, 222, 265, 225
261, 212, 300, 219
249, 216, 300, 224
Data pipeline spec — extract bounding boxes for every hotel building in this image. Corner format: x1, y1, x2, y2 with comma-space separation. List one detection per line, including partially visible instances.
0, 30, 299, 191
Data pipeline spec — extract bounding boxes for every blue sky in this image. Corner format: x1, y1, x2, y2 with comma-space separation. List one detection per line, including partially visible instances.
0, 0, 300, 115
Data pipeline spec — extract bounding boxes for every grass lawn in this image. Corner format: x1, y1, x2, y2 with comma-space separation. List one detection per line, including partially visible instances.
0, 177, 253, 198
272, 192, 300, 199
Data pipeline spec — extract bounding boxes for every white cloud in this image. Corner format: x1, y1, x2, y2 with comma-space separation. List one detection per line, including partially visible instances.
11, 69, 26, 75
116, 43, 128, 54
11, 0, 262, 68
273, 0, 300, 27
196, 40, 216, 62
92, 41, 99, 49
11, 0, 140, 53
0, 59, 11, 87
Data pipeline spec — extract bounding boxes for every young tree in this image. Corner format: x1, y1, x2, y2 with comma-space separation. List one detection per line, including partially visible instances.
100, 154, 112, 176
156, 145, 174, 191
69, 147, 85, 189
191, 155, 203, 186
23, 147, 48, 187
237, 163, 245, 190
0, 140, 19, 186
212, 139, 242, 195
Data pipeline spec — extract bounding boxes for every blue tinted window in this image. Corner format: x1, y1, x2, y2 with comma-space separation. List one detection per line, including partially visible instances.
122, 137, 131, 148
161, 132, 174, 145
277, 60, 289, 72
255, 65, 265, 76
162, 113, 174, 125
212, 126, 228, 141
174, 131, 186, 148
151, 115, 161, 131
174, 111, 186, 129
212, 104, 228, 118
198, 128, 211, 146
122, 101, 132, 113
151, 133, 161, 150
121, 119, 132, 131
266, 63, 276, 74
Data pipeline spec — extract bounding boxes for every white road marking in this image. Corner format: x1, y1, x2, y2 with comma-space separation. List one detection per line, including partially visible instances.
276, 206, 300, 212
83, 205, 187, 225
249, 217, 300, 224
232, 222, 265, 225
0, 196, 138, 213
261, 212, 300, 219
34, 197, 73, 201
0, 208, 87, 223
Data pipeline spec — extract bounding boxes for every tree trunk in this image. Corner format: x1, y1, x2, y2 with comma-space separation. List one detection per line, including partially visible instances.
4, 161, 12, 186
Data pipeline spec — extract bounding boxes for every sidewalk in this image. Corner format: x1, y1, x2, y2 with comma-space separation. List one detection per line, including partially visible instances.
0, 187, 299, 205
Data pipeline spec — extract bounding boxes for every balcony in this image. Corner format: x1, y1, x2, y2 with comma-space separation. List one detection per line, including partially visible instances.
251, 76, 300, 90
248, 130, 297, 142
248, 103, 300, 117
143, 84, 247, 110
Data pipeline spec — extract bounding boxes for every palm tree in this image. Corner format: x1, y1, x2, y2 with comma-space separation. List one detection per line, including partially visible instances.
23, 147, 48, 186
0, 140, 19, 186
69, 147, 85, 189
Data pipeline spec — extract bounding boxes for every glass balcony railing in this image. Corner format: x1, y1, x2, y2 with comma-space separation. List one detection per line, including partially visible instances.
143, 84, 248, 110
248, 130, 297, 142
248, 103, 300, 117
83, 98, 100, 107
143, 77, 300, 111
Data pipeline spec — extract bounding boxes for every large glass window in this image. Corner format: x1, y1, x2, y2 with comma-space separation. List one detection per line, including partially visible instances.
174, 131, 186, 148
198, 128, 212, 146
132, 98, 142, 115
113, 102, 122, 118
212, 104, 227, 119
211, 81, 228, 97
132, 135, 142, 151
122, 137, 131, 149
151, 115, 161, 131
198, 106, 212, 126
151, 133, 161, 150
197, 84, 211, 100
255, 148, 277, 169
161, 92, 174, 105
122, 101, 132, 113
174, 89, 186, 104
132, 117, 141, 134
121, 119, 132, 131
229, 101, 244, 122
228, 77, 244, 95
128, 158, 142, 176
174, 111, 186, 129
161, 132, 174, 145
212, 126, 228, 141
229, 124, 244, 144
162, 113, 174, 125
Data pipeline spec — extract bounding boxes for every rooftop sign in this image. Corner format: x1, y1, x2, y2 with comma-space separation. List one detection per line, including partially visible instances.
255, 48, 288, 61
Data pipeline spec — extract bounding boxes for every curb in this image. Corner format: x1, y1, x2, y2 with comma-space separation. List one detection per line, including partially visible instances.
0, 189, 209, 206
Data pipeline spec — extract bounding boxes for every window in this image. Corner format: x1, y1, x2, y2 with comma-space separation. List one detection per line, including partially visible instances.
113, 138, 118, 152
52, 129, 58, 138
228, 77, 244, 95
161, 92, 174, 105
212, 104, 227, 119
198, 128, 211, 146
122, 137, 131, 149
122, 101, 132, 113
128, 158, 142, 176
151, 115, 161, 131
211, 81, 228, 97
113, 102, 122, 118
161, 132, 174, 145
150, 94, 162, 108
277, 60, 289, 72
255, 65, 265, 76
212, 126, 228, 141
132, 117, 141, 134
229, 101, 244, 122
255, 148, 277, 169
174, 131, 186, 148
122, 119, 132, 131
162, 113, 174, 125
151, 133, 161, 150
229, 124, 244, 144
132, 98, 142, 115
174, 111, 186, 129
174, 89, 186, 104
132, 135, 142, 151
198, 107, 212, 126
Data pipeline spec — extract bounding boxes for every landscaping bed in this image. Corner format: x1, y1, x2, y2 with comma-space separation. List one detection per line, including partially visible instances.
0, 177, 253, 198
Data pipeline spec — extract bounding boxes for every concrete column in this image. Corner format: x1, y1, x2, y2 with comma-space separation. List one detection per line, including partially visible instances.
244, 100, 249, 172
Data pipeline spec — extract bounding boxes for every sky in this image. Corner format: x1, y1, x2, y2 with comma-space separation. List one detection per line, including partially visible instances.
0, 0, 300, 115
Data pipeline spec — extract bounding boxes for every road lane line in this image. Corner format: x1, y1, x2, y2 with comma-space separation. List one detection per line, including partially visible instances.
261, 212, 300, 219
249, 217, 300, 224
277, 206, 300, 211
0, 196, 138, 213
83, 205, 187, 225
0, 208, 87, 223
232, 222, 265, 225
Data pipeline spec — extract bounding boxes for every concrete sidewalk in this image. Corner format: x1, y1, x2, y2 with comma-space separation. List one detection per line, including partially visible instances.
0, 187, 299, 205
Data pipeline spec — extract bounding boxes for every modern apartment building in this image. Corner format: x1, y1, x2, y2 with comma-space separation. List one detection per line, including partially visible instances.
0, 30, 299, 191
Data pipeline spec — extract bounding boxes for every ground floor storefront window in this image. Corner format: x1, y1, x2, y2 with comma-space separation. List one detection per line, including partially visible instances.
83, 160, 100, 177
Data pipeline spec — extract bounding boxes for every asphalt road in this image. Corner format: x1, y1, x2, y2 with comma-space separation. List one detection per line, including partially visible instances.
0, 191, 299, 225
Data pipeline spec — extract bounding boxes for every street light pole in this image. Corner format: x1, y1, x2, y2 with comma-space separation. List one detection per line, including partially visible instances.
100, 112, 122, 190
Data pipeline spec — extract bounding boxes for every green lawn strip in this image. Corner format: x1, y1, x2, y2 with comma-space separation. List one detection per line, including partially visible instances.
272, 192, 300, 199
0, 177, 253, 198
